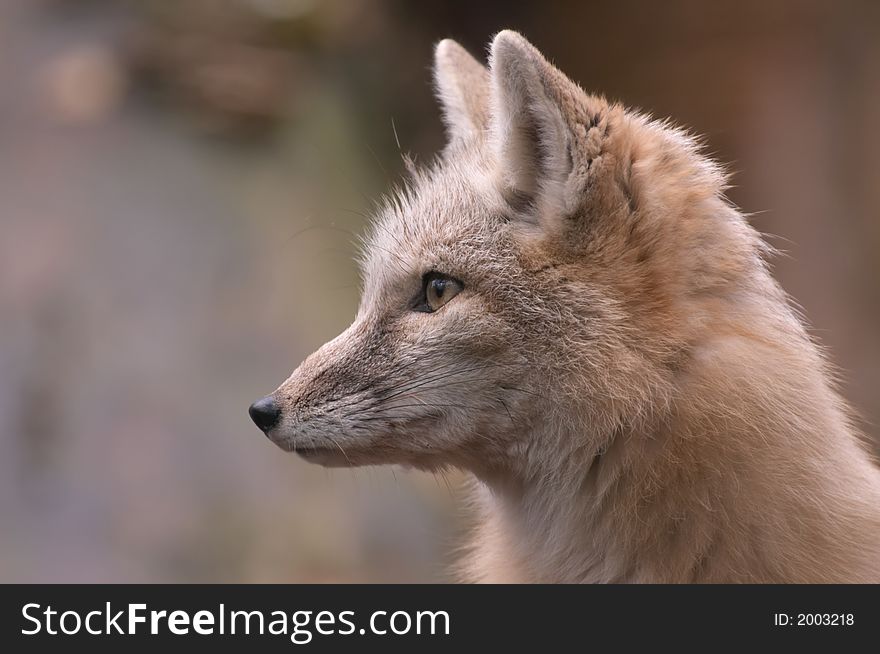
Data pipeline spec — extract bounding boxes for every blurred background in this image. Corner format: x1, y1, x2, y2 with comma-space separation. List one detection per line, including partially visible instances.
1, 0, 878, 582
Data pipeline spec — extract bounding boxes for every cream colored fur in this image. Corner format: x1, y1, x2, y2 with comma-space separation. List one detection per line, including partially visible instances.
261, 31, 880, 583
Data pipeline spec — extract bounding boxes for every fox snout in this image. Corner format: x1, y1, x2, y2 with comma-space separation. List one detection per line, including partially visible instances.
247, 321, 393, 466
248, 301, 530, 472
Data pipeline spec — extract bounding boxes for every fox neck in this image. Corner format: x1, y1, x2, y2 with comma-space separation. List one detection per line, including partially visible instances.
470, 362, 880, 583
473, 410, 689, 583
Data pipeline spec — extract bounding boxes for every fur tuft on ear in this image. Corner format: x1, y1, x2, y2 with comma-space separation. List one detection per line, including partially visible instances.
433, 39, 490, 145
488, 30, 580, 221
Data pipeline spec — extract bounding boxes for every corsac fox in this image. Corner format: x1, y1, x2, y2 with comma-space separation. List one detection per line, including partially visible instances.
249, 31, 880, 582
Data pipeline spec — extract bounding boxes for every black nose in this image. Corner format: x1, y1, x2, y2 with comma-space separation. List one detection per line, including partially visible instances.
249, 396, 281, 432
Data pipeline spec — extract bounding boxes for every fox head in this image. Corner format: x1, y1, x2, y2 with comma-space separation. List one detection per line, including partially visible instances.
249, 31, 761, 482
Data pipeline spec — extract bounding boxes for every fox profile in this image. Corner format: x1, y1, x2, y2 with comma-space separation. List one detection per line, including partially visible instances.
249, 31, 880, 583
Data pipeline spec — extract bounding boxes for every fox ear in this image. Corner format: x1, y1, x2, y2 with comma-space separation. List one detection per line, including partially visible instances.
488, 31, 583, 223
433, 39, 489, 144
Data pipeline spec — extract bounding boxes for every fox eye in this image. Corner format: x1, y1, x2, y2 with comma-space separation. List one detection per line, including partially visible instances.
416, 272, 463, 313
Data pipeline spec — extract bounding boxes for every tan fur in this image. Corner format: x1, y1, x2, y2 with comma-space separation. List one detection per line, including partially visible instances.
258, 31, 880, 582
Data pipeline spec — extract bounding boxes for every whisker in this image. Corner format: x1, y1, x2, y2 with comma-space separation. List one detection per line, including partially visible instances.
316, 361, 525, 420
378, 362, 517, 402
369, 402, 488, 412
322, 358, 473, 413
498, 398, 515, 426
500, 384, 545, 398
325, 433, 353, 465
282, 222, 360, 247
